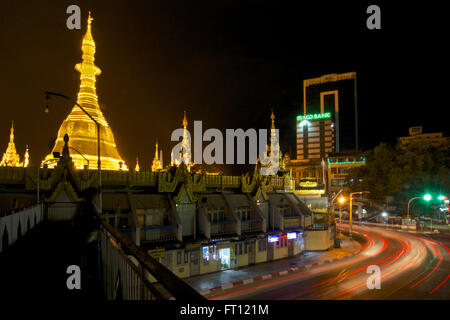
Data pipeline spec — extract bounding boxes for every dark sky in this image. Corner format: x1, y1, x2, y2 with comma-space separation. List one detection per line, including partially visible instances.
0, 1, 447, 172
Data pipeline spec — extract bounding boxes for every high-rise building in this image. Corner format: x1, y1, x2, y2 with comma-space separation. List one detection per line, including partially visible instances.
43, 13, 127, 170
297, 72, 358, 160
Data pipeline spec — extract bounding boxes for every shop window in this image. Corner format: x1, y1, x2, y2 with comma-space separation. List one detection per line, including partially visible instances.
244, 243, 247, 254
184, 252, 189, 264
177, 251, 182, 265
203, 247, 210, 264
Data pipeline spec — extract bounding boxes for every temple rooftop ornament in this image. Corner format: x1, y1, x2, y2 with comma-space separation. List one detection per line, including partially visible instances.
43, 12, 127, 171
173, 111, 193, 171
0, 121, 29, 167
151, 139, 162, 172
135, 157, 140, 172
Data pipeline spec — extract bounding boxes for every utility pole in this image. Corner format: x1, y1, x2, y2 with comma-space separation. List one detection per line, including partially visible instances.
349, 191, 369, 235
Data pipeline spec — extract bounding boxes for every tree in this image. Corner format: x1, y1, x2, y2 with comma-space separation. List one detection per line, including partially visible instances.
347, 141, 449, 215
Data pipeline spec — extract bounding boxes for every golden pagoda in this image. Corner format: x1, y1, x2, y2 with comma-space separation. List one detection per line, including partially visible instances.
1, 121, 29, 167
172, 111, 193, 171
43, 12, 127, 170
151, 140, 162, 171
135, 157, 140, 171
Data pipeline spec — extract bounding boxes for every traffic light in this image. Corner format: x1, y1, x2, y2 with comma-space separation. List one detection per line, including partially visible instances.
438, 195, 447, 201
423, 194, 432, 201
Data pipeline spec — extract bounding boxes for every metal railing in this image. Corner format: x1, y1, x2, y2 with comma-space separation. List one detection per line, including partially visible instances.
0, 204, 43, 253
241, 219, 264, 233
98, 215, 205, 300
211, 220, 237, 235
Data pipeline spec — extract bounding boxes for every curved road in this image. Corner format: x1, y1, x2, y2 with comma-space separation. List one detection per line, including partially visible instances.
209, 225, 450, 300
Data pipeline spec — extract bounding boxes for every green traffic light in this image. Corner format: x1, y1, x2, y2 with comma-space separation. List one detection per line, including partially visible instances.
423, 194, 432, 201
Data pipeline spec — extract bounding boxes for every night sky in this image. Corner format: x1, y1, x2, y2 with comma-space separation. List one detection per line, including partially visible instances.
0, 1, 447, 172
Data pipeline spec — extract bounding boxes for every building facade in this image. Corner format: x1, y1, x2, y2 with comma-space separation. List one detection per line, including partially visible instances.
397, 126, 449, 149
327, 151, 366, 194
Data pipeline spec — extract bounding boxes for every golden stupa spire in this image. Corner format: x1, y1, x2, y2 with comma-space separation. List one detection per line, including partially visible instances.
182, 110, 188, 128
174, 111, 192, 169
43, 13, 127, 170
152, 139, 161, 172
270, 108, 275, 130
1, 121, 22, 167
23, 145, 30, 168
135, 157, 140, 171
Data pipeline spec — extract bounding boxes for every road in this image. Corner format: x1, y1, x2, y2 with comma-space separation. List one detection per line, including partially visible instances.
208, 225, 450, 300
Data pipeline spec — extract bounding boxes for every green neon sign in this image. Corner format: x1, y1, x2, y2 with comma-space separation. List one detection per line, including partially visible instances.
297, 112, 331, 122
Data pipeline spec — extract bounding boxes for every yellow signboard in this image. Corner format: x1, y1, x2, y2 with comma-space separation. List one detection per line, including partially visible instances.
148, 248, 165, 259
284, 217, 301, 227
185, 243, 201, 251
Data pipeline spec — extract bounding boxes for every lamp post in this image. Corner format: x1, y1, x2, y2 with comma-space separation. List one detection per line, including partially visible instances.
44, 91, 102, 213
338, 196, 346, 225
336, 196, 346, 240
67, 147, 90, 168
349, 191, 370, 235
407, 196, 420, 220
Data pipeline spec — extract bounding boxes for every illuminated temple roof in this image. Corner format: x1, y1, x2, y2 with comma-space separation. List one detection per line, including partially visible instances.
44, 13, 127, 170
0, 121, 29, 167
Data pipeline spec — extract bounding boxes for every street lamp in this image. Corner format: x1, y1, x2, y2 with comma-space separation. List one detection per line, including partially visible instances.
44, 91, 102, 213
338, 196, 346, 225
407, 197, 420, 220
349, 191, 370, 235
407, 194, 432, 219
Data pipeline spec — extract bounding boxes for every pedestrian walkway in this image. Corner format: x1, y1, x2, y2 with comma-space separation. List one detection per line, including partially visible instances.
185, 238, 361, 293
0, 221, 103, 300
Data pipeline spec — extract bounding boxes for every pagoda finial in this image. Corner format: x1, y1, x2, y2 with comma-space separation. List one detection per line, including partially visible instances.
270, 108, 275, 130
155, 139, 159, 160
135, 157, 140, 171
88, 11, 93, 26
182, 110, 188, 128
10, 121, 14, 141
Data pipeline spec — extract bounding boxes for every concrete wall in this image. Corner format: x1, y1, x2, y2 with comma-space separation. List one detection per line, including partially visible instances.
274, 246, 288, 260
304, 229, 333, 251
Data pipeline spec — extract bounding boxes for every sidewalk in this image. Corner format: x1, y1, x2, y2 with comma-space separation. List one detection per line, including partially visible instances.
185, 237, 361, 294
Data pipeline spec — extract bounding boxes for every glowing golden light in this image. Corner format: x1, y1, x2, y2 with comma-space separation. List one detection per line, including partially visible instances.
0, 121, 29, 167
43, 13, 127, 171
338, 196, 346, 204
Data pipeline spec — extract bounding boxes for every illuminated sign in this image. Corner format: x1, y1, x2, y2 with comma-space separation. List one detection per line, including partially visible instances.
287, 232, 297, 240
299, 181, 318, 187
297, 112, 331, 122
284, 217, 301, 227
148, 248, 165, 259
268, 235, 279, 243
